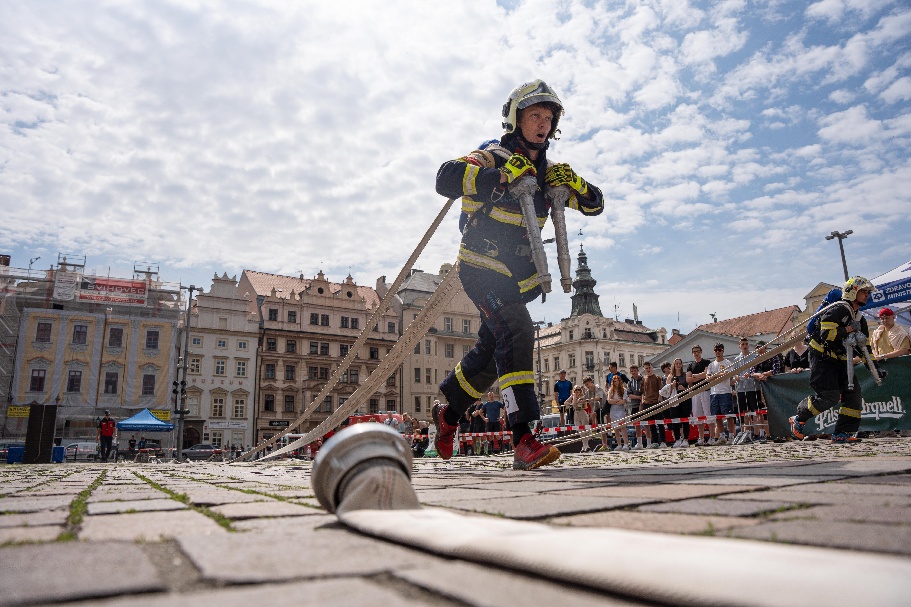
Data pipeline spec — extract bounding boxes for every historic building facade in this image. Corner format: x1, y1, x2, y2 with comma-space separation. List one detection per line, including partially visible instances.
183, 273, 260, 450
239, 270, 400, 442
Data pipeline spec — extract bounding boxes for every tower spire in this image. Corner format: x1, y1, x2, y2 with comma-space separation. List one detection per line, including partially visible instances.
569, 244, 603, 318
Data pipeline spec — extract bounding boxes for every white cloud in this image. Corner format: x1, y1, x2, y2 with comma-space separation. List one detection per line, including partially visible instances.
880, 77, 911, 103
817, 105, 883, 143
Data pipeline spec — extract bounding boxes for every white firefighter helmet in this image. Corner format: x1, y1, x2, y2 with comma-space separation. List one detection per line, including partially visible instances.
842, 276, 876, 302
501, 80, 564, 139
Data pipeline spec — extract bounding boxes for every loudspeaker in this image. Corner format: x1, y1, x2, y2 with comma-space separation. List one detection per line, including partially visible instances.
24, 404, 58, 464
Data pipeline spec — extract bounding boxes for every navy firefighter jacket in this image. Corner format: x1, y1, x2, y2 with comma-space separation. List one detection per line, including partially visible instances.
435, 133, 603, 303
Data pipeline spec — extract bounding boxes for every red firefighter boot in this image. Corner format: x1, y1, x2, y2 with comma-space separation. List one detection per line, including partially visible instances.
513, 434, 561, 470
432, 403, 458, 460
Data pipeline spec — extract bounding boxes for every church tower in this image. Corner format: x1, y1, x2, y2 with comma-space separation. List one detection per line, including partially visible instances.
569, 244, 603, 318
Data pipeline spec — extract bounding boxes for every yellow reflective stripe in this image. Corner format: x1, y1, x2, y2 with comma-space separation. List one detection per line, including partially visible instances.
809, 339, 847, 360
820, 321, 839, 342
838, 406, 862, 418
488, 207, 547, 228
500, 370, 535, 390
458, 246, 512, 277
455, 362, 484, 399
807, 396, 821, 416
518, 274, 540, 294
461, 196, 483, 214
462, 164, 480, 196
568, 192, 580, 211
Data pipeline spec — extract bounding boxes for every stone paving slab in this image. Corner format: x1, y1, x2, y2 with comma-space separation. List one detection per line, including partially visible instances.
232, 513, 337, 533
673, 475, 843, 487
177, 525, 429, 583
731, 520, 911, 556
716, 488, 911, 507
435, 493, 652, 519
61, 578, 452, 607
0, 524, 62, 543
548, 483, 762, 500
80, 509, 229, 541
0, 509, 68, 527
87, 498, 187, 515
638, 497, 797, 517
769, 504, 911, 525
0, 542, 164, 606
550, 509, 764, 534
210, 500, 316, 519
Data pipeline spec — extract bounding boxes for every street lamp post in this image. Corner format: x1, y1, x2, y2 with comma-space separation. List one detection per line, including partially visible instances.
175, 285, 196, 460
533, 321, 546, 414
825, 229, 853, 281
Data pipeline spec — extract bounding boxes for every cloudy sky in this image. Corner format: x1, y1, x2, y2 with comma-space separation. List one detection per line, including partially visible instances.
2, 0, 909, 333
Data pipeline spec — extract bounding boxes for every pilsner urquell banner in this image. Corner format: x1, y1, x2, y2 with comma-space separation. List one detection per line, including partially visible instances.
763, 356, 910, 437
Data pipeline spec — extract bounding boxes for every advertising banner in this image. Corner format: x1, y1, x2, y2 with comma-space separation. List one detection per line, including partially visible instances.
78, 277, 148, 305
763, 356, 910, 437
7, 406, 31, 418
209, 420, 247, 430
53, 271, 79, 301
150, 409, 171, 421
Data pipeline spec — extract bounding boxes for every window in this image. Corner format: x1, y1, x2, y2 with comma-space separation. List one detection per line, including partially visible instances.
349, 369, 359, 384
444, 344, 454, 358
369, 399, 379, 414
236, 360, 247, 377
310, 313, 319, 325
604, 352, 611, 365
339, 396, 347, 410
554, 357, 560, 371
319, 367, 329, 380
308, 366, 318, 380
264, 394, 275, 411
192, 336, 202, 346
444, 317, 453, 332
544, 358, 550, 372
585, 351, 595, 368
414, 342, 420, 354
414, 396, 421, 412
320, 314, 330, 326
288, 311, 297, 323
386, 400, 397, 412
212, 397, 225, 417
217, 338, 227, 348
30, 369, 46, 392
322, 396, 333, 413
265, 364, 276, 379
233, 398, 246, 418
341, 316, 350, 328
619, 353, 626, 368
568, 354, 576, 368
108, 327, 124, 348
215, 359, 226, 376
387, 374, 396, 386
35, 322, 52, 343
310, 341, 319, 354
370, 347, 379, 360
351, 318, 359, 330
320, 342, 329, 356
415, 368, 421, 383
388, 322, 396, 334
638, 355, 644, 367
339, 344, 349, 357
67, 370, 82, 392
286, 339, 296, 353
463, 345, 470, 356
584, 328, 593, 339
190, 357, 201, 374
145, 330, 160, 350
238, 340, 248, 350
463, 319, 471, 333
72, 324, 88, 345
141, 374, 155, 396
285, 365, 295, 381
266, 338, 277, 351
426, 368, 432, 384
104, 372, 118, 394
569, 330, 574, 341
268, 308, 278, 321
210, 431, 223, 448
284, 395, 295, 412
425, 339, 431, 355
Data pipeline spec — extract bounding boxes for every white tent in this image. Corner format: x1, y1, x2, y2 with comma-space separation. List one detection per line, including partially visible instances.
863, 259, 911, 325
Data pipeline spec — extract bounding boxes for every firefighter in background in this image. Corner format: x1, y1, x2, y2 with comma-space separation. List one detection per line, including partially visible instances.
96, 410, 116, 462
790, 277, 877, 444
432, 80, 604, 470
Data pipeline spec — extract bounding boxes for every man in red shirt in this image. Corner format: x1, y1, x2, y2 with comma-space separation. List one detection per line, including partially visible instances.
96, 410, 116, 462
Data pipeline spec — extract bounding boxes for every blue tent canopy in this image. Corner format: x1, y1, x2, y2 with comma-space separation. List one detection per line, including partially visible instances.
116, 408, 174, 432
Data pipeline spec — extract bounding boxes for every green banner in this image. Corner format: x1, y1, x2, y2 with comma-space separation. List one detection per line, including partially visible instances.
763, 356, 911, 437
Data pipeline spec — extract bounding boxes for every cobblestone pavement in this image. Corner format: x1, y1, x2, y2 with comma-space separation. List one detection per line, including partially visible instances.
1, 438, 910, 606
